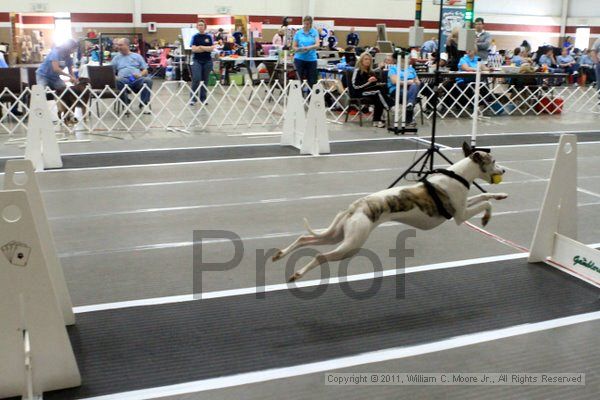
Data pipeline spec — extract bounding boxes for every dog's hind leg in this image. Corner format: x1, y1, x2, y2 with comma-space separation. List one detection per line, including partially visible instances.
288, 213, 372, 282
272, 232, 342, 262
304, 210, 347, 238
272, 211, 348, 262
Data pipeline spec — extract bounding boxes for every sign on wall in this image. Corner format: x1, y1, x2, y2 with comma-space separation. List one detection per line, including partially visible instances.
249, 22, 263, 38
314, 20, 335, 34
440, 6, 466, 52
433, 0, 467, 5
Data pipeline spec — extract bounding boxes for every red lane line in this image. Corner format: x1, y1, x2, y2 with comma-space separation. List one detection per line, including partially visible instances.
546, 259, 600, 286
464, 221, 530, 253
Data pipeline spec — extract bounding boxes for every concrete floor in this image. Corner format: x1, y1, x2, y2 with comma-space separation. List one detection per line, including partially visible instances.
1, 115, 598, 399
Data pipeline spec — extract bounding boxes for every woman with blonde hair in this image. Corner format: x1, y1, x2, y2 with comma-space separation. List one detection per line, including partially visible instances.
446, 27, 460, 71
350, 52, 391, 128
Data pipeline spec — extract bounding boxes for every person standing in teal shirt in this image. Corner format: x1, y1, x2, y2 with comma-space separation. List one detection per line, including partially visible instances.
293, 16, 319, 87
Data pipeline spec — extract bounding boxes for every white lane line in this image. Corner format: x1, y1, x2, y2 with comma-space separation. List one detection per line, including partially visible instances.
41, 160, 592, 193
36, 147, 431, 172
79, 311, 600, 400
73, 252, 528, 313
48, 191, 371, 221
2, 141, 599, 175
414, 138, 452, 150
502, 163, 600, 200
41, 167, 397, 193
45, 174, 600, 221
0, 137, 418, 159
57, 202, 600, 259
486, 141, 600, 149
578, 187, 600, 200
2, 129, 597, 160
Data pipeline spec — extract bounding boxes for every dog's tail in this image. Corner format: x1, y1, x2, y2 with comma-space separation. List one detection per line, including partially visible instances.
303, 210, 348, 238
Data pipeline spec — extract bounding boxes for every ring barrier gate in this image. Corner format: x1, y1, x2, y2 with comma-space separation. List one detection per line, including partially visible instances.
1, 78, 599, 136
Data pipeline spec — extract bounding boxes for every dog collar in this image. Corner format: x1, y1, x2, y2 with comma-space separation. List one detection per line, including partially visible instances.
428, 169, 470, 190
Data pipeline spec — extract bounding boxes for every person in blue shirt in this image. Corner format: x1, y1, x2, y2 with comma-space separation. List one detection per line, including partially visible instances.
420, 38, 438, 58
538, 48, 557, 69
387, 52, 421, 125
580, 49, 594, 67
190, 20, 215, 105
0, 51, 8, 68
579, 49, 596, 83
293, 16, 319, 87
327, 30, 338, 51
232, 26, 244, 46
556, 46, 579, 76
346, 27, 359, 47
511, 47, 524, 67
455, 48, 490, 109
457, 48, 485, 83
111, 37, 153, 111
35, 39, 79, 91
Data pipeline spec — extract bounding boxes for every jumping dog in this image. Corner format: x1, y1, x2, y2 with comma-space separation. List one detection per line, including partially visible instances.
273, 143, 508, 282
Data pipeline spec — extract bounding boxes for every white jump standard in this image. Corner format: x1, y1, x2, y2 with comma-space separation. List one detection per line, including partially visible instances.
273, 143, 507, 282
529, 134, 600, 288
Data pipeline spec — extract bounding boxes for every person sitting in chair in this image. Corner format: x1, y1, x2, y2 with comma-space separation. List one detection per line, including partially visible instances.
350, 52, 391, 128
454, 47, 491, 110
387, 52, 421, 127
556, 47, 579, 77
111, 37, 153, 113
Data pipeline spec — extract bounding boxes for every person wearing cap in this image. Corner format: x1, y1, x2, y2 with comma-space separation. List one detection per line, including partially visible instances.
35, 39, 79, 90
427, 52, 448, 70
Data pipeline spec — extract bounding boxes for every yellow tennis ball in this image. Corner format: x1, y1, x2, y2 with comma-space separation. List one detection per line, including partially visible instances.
492, 174, 503, 184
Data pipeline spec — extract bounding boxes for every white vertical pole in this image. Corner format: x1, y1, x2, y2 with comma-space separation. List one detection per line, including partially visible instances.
402, 54, 409, 127
283, 50, 288, 110
394, 56, 401, 127
471, 61, 481, 147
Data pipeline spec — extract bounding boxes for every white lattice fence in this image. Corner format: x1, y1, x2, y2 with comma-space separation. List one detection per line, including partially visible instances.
1, 79, 598, 136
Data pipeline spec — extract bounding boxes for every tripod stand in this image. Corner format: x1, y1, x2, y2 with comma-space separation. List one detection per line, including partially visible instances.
388, 1, 485, 193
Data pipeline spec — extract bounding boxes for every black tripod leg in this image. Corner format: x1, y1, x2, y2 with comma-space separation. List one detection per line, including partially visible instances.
388, 149, 431, 188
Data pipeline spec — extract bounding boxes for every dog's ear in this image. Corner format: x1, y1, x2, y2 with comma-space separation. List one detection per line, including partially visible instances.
462, 142, 473, 157
470, 151, 482, 164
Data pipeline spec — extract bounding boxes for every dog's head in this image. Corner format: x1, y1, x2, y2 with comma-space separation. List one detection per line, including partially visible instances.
462, 142, 505, 184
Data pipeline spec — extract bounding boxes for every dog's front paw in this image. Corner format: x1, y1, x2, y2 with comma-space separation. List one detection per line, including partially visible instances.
482, 211, 492, 227
272, 250, 284, 262
493, 193, 508, 200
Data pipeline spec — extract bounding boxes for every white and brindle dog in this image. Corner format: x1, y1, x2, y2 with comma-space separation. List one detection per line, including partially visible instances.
273, 143, 508, 282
